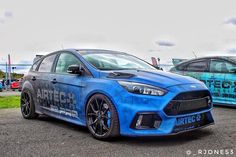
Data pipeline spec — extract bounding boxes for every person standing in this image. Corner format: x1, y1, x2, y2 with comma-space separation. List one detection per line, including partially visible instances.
2, 79, 5, 90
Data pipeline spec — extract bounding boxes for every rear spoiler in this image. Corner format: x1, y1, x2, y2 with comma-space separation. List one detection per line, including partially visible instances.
172, 58, 188, 66
33, 55, 44, 63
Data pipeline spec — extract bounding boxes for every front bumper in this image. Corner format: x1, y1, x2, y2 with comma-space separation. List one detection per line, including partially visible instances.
114, 84, 214, 136
119, 109, 214, 136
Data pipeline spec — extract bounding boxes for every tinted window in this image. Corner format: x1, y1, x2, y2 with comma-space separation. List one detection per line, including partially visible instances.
38, 54, 56, 72
177, 64, 186, 71
186, 60, 208, 72
30, 61, 40, 71
55, 53, 81, 73
210, 59, 236, 73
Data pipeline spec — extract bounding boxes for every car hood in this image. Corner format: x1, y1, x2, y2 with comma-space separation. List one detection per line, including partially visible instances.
100, 69, 202, 89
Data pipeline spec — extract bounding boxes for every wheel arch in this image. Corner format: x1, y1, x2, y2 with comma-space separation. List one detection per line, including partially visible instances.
22, 81, 35, 95
84, 90, 121, 138
21, 81, 37, 108
83, 90, 118, 114
83, 90, 120, 129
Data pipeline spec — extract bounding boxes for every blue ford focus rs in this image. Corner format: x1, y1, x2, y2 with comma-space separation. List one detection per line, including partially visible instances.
21, 49, 214, 140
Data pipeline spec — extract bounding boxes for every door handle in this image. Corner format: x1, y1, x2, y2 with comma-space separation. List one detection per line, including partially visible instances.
31, 76, 36, 81
51, 78, 57, 84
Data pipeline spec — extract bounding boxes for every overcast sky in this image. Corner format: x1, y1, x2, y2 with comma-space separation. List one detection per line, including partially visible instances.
1, 0, 236, 72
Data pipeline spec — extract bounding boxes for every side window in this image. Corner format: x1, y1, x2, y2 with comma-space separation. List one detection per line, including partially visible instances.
177, 64, 186, 71
227, 62, 236, 73
55, 53, 81, 73
31, 61, 40, 71
186, 60, 208, 72
210, 59, 236, 73
38, 54, 57, 72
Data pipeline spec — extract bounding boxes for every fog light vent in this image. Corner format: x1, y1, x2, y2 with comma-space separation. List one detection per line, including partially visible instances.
130, 112, 162, 129
153, 120, 161, 128
135, 115, 143, 128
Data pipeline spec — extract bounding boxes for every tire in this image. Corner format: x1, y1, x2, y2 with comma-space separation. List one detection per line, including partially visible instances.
86, 94, 120, 140
20, 89, 38, 119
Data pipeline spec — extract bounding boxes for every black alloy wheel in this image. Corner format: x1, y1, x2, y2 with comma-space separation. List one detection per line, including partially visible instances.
86, 94, 119, 140
20, 89, 38, 119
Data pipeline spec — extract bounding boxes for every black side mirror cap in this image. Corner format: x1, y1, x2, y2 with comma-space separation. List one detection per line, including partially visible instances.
67, 65, 83, 75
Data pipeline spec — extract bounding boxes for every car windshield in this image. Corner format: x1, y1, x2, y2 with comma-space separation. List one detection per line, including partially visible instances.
82, 53, 157, 71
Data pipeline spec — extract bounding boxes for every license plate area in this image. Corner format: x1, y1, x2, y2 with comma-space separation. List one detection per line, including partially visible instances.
172, 113, 210, 133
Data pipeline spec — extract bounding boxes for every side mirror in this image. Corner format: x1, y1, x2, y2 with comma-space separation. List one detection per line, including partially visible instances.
67, 65, 84, 75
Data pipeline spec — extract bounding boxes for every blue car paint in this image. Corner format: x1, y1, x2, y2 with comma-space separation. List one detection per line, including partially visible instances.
23, 49, 214, 136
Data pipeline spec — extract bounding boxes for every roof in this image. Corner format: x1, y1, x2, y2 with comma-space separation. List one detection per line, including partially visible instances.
176, 56, 236, 66
75, 49, 128, 55
35, 49, 129, 61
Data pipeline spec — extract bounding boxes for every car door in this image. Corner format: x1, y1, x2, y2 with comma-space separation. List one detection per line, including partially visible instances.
210, 59, 236, 105
209, 59, 228, 104
52, 52, 87, 121
223, 61, 236, 105
35, 54, 58, 111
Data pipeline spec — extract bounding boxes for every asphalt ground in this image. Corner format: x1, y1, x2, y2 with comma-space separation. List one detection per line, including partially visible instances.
0, 107, 235, 157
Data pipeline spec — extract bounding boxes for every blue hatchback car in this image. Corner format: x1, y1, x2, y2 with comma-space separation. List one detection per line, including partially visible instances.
21, 49, 214, 139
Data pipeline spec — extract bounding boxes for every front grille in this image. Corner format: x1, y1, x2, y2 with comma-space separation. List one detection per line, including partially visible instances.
173, 90, 210, 100
164, 90, 211, 116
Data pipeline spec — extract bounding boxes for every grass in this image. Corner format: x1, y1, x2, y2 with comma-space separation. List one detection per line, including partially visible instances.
0, 96, 20, 109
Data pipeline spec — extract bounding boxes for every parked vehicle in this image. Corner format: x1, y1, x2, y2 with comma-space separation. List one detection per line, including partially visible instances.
20, 49, 214, 140
11, 80, 20, 90
0, 82, 2, 92
170, 56, 236, 107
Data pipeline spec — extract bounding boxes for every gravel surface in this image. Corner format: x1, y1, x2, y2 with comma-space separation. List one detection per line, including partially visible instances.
0, 107, 235, 157
0, 91, 21, 97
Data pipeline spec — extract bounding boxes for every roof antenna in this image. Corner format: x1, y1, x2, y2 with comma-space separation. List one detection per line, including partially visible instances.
61, 44, 64, 49
192, 50, 197, 58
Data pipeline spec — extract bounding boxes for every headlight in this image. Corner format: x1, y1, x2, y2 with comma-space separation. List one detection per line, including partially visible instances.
118, 81, 167, 96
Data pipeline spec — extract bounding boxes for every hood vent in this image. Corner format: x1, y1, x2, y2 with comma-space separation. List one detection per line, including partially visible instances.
107, 72, 135, 78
